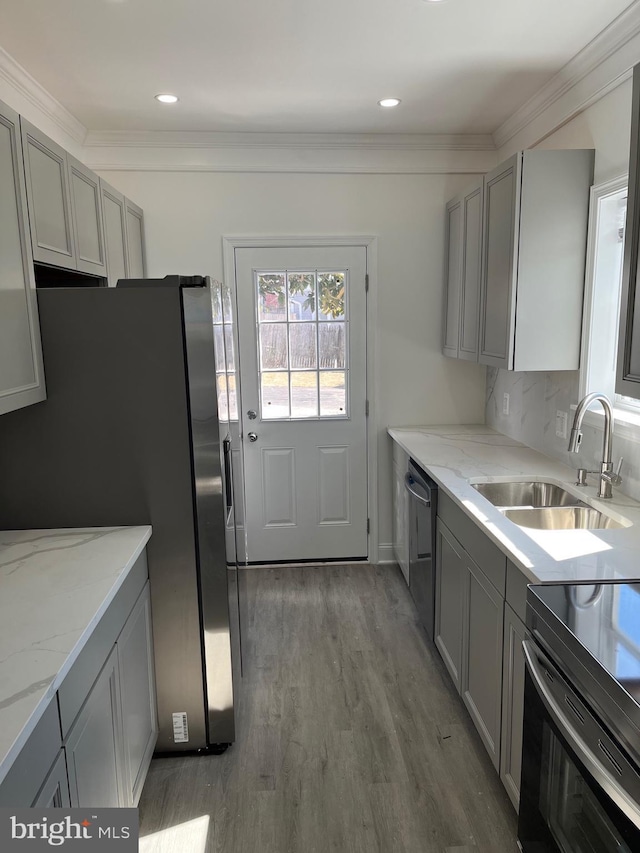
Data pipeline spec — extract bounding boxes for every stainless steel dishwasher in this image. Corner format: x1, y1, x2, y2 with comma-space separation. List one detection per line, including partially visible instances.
404, 460, 438, 640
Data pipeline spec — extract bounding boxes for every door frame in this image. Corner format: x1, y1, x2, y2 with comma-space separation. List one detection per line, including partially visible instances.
222, 234, 379, 564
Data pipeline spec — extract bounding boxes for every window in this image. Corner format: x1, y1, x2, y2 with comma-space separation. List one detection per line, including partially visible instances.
255, 270, 348, 420
580, 176, 634, 413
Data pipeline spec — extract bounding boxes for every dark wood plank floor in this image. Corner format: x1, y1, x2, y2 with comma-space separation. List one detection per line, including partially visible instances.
138, 564, 518, 853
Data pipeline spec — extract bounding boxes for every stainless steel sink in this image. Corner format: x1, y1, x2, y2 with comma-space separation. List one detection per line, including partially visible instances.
502, 507, 625, 531
472, 481, 586, 509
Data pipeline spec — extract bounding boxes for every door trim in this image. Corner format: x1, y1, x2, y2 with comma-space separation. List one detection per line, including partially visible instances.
222, 235, 379, 564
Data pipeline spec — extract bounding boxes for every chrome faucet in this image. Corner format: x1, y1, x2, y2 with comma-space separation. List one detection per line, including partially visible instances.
568, 392, 622, 499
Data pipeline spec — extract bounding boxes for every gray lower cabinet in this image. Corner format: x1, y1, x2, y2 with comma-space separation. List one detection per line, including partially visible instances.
461, 559, 504, 771
0, 557, 157, 809
65, 646, 125, 808
500, 603, 527, 809
33, 751, 71, 808
0, 100, 46, 416
117, 584, 158, 806
434, 519, 465, 692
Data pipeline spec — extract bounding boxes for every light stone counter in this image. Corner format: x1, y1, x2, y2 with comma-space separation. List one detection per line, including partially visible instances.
0, 525, 152, 786
389, 425, 640, 585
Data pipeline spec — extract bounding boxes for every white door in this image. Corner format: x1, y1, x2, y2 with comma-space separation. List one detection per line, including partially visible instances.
235, 245, 368, 563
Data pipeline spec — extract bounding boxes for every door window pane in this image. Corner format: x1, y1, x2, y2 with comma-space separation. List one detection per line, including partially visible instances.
290, 324, 317, 369
258, 274, 286, 322
255, 269, 349, 420
291, 372, 318, 418
320, 371, 346, 416
261, 372, 290, 418
260, 324, 288, 370
318, 272, 346, 320
288, 273, 316, 321
318, 323, 345, 369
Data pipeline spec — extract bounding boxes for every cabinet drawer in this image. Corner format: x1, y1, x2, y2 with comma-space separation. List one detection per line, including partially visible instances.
0, 700, 61, 807
58, 551, 148, 736
438, 492, 506, 593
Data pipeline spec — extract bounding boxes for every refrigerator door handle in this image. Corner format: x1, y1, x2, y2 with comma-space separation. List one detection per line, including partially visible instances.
223, 436, 233, 512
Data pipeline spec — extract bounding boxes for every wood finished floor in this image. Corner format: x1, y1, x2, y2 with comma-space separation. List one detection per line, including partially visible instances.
138, 564, 518, 853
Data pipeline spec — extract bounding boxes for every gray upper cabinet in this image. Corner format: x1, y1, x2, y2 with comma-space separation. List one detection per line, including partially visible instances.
617, 64, 640, 398
479, 155, 520, 368
443, 196, 462, 357
21, 119, 145, 283
21, 119, 76, 268
459, 178, 483, 361
443, 178, 483, 361
124, 197, 146, 278
479, 149, 594, 371
101, 179, 128, 287
68, 155, 107, 276
445, 149, 593, 370
0, 101, 46, 416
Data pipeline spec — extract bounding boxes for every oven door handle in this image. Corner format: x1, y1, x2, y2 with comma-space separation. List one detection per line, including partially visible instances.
404, 473, 430, 507
522, 640, 640, 832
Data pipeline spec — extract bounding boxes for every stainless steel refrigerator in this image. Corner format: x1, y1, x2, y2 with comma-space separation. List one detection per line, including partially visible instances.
0, 276, 242, 753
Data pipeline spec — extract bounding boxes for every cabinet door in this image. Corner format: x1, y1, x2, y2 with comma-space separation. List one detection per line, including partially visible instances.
20, 119, 76, 269
500, 603, 526, 810
101, 179, 128, 286
0, 102, 46, 416
65, 646, 125, 808
392, 445, 410, 582
117, 584, 158, 807
124, 198, 146, 278
68, 155, 107, 276
32, 751, 71, 808
461, 559, 504, 770
479, 153, 521, 369
442, 196, 462, 358
434, 520, 464, 692
618, 65, 640, 398
459, 178, 483, 361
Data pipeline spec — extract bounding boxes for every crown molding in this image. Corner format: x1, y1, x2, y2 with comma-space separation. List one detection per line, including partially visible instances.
88, 161, 494, 175
84, 130, 496, 151
0, 47, 86, 145
493, 0, 640, 151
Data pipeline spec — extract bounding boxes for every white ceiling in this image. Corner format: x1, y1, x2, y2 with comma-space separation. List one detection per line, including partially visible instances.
0, 0, 635, 135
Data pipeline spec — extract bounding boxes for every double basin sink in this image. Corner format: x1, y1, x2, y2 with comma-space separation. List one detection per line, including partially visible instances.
472, 481, 626, 531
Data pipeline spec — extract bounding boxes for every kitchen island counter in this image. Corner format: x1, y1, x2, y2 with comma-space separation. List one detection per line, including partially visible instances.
0, 525, 152, 788
389, 425, 640, 585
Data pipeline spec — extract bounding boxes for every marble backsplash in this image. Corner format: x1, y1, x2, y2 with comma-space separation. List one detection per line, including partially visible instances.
485, 367, 640, 502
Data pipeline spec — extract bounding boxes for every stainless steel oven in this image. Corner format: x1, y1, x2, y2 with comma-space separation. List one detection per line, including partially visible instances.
519, 583, 640, 853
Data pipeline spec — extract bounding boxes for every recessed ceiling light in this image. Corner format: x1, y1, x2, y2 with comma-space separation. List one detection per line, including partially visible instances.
155, 93, 179, 104
378, 98, 401, 108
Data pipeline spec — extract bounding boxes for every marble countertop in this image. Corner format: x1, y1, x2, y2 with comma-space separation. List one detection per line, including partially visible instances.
0, 525, 152, 787
389, 425, 640, 585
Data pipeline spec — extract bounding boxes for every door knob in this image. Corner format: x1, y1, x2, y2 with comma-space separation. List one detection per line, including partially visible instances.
247, 410, 257, 420
248, 432, 258, 442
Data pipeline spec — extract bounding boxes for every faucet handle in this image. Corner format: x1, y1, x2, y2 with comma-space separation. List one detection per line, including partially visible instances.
602, 457, 624, 487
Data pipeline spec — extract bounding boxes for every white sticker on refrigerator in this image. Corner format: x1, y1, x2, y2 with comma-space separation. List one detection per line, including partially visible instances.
172, 712, 189, 743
